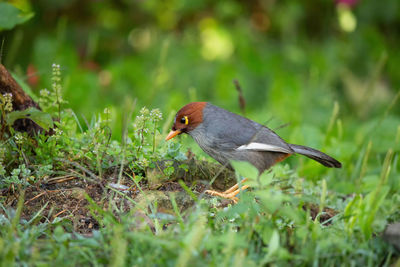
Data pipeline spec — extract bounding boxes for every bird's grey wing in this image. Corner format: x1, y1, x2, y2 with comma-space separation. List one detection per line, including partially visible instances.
202, 103, 293, 153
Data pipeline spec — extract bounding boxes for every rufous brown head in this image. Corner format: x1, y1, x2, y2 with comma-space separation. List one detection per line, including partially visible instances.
165, 102, 207, 140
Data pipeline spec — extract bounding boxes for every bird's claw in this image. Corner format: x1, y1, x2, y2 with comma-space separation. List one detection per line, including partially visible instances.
205, 189, 240, 203
205, 183, 250, 204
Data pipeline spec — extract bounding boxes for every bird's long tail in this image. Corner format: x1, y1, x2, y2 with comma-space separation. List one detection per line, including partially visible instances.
289, 144, 342, 168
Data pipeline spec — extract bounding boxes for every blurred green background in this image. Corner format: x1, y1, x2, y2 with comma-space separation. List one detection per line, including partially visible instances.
1, 0, 400, 191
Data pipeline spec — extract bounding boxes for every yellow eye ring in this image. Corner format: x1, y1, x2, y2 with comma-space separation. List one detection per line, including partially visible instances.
180, 116, 189, 125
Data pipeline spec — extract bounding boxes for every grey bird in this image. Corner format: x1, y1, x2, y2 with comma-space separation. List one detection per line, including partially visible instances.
166, 102, 341, 202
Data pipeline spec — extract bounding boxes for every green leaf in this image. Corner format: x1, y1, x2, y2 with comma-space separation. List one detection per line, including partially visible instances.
6, 107, 53, 130
230, 160, 259, 179
268, 230, 280, 255
0, 3, 34, 31
257, 168, 274, 187
262, 230, 280, 263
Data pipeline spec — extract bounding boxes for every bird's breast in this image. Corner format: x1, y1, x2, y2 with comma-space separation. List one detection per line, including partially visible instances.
189, 124, 232, 166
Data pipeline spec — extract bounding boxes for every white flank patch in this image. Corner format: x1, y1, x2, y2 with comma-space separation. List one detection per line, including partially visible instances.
236, 142, 291, 153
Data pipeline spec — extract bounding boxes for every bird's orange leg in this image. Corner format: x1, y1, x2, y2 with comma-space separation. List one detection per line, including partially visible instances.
221, 178, 248, 194
205, 178, 249, 203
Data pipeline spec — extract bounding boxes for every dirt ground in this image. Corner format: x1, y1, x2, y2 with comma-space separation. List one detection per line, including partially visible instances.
1, 160, 337, 235
0, 160, 235, 234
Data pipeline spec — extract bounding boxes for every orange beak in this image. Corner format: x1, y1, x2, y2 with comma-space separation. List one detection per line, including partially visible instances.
165, 130, 181, 141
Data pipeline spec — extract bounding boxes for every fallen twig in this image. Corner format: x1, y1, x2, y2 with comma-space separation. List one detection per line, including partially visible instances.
24, 189, 62, 204
53, 209, 67, 218
24, 191, 46, 204
47, 175, 78, 184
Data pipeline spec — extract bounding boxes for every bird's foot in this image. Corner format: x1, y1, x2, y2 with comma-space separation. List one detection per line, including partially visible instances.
205, 189, 240, 203
205, 179, 249, 204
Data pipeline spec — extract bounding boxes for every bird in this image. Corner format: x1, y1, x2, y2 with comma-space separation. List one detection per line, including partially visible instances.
165, 102, 341, 202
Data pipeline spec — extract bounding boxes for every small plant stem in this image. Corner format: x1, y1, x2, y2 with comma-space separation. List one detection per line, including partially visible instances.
0, 107, 4, 140
141, 129, 145, 147
56, 95, 61, 122
137, 118, 147, 156
325, 101, 339, 145
152, 121, 156, 154
136, 128, 144, 156
117, 150, 125, 184
356, 140, 372, 187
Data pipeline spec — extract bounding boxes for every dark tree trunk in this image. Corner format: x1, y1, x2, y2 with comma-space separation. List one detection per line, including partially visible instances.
0, 64, 43, 134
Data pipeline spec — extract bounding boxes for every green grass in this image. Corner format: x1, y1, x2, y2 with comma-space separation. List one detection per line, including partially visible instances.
1, 0, 400, 265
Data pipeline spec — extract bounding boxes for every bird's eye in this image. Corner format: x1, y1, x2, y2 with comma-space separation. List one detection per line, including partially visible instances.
180, 116, 189, 125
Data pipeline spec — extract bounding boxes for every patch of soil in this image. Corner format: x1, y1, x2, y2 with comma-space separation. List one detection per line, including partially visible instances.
1, 159, 233, 234
4, 174, 124, 234
304, 203, 338, 225
1, 160, 339, 234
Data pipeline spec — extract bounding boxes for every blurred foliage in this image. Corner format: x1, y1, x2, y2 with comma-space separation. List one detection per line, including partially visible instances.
1, 0, 399, 115
0, 2, 33, 31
